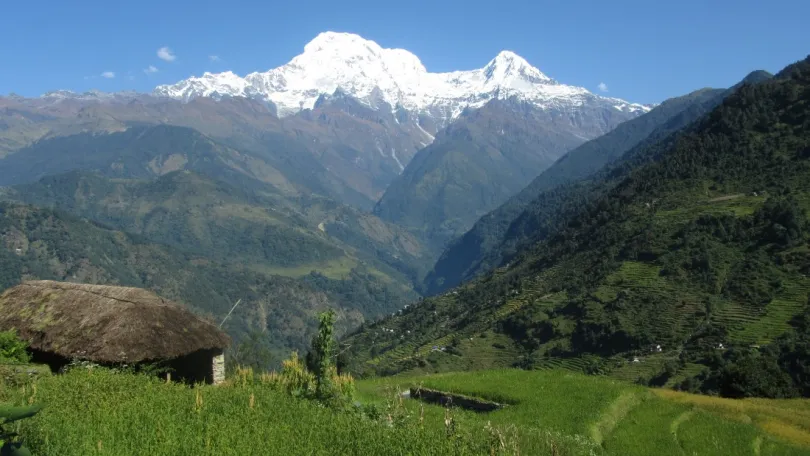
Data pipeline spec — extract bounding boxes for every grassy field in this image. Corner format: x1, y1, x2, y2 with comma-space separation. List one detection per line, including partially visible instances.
0, 368, 498, 456
4, 366, 810, 455
357, 369, 810, 456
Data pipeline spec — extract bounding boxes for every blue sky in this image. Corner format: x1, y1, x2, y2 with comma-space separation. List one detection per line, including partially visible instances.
2, 0, 808, 104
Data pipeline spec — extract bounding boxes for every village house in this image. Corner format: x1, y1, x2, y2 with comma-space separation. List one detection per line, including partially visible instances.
0, 280, 230, 384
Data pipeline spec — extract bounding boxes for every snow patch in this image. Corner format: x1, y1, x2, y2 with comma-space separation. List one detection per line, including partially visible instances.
391, 148, 405, 172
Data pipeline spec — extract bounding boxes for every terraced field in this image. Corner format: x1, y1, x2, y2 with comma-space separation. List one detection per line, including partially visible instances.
532, 356, 599, 373
714, 277, 810, 345
357, 369, 810, 455
600, 261, 705, 345
607, 354, 677, 383
654, 194, 767, 225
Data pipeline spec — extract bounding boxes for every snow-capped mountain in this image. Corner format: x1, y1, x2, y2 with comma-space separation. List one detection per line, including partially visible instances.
154, 32, 650, 124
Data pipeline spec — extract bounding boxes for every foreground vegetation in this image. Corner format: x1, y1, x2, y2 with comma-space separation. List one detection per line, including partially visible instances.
0, 368, 509, 455
3, 310, 810, 455
0, 318, 503, 456
3, 365, 810, 455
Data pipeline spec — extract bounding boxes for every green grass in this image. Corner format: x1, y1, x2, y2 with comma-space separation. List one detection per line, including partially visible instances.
2, 368, 499, 456
357, 369, 810, 456
655, 194, 767, 225
4, 367, 810, 455
608, 354, 676, 383
248, 256, 359, 279
731, 277, 810, 344
606, 261, 666, 289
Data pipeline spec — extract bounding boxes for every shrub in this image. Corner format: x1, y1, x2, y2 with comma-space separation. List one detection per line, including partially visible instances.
0, 330, 30, 364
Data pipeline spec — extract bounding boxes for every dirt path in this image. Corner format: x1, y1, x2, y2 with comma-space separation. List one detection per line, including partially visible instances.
708, 194, 745, 202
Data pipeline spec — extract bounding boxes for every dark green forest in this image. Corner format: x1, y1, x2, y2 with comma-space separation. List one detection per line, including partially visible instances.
346, 56, 810, 398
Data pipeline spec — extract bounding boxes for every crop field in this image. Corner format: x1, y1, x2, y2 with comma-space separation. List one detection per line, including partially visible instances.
654, 194, 767, 226
357, 369, 810, 455
726, 277, 810, 345
3, 363, 810, 455
0, 368, 501, 456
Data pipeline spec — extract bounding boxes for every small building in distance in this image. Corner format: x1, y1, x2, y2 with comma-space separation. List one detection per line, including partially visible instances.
0, 280, 230, 384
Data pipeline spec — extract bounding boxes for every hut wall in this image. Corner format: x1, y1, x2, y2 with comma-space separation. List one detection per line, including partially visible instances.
212, 353, 225, 385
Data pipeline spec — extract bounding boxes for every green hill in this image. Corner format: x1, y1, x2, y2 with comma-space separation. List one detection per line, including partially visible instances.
0, 202, 415, 357
424, 71, 773, 295
345, 56, 810, 397
0, 123, 347, 201
6, 170, 432, 285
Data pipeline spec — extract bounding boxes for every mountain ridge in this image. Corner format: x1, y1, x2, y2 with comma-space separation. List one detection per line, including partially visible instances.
154, 31, 651, 124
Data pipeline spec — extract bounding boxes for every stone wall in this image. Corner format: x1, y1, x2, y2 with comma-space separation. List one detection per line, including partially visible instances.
409, 387, 504, 412
212, 352, 225, 385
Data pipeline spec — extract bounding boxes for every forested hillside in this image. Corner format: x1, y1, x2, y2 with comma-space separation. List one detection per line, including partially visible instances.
0, 202, 415, 360
6, 169, 431, 285
345, 56, 810, 398
425, 70, 773, 295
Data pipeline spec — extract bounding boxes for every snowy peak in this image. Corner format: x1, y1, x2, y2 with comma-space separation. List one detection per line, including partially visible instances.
154, 31, 650, 121
484, 51, 553, 85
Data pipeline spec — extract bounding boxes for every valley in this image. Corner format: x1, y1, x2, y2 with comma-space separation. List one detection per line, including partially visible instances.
1, 14, 809, 455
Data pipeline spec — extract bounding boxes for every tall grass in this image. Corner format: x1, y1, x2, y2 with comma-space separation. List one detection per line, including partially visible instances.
0, 367, 522, 455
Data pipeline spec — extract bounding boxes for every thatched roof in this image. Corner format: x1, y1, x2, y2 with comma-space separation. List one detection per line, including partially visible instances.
0, 281, 230, 363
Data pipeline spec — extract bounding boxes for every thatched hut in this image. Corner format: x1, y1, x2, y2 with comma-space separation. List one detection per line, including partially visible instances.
0, 281, 230, 384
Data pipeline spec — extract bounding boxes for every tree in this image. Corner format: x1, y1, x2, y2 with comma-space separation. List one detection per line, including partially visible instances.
307, 309, 337, 402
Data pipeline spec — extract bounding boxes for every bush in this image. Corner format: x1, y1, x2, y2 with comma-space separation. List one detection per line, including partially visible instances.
0, 330, 30, 364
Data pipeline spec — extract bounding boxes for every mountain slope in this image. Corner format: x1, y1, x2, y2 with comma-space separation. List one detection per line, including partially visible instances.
373, 95, 641, 247
0, 202, 414, 358
344, 56, 810, 385
5, 169, 433, 286
0, 123, 306, 192
0, 94, 431, 207
424, 72, 773, 294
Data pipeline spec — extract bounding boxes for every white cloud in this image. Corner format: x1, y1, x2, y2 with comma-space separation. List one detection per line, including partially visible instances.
157, 46, 176, 62
101, 71, 116, 79
209, 55, 221, 62
597, 82, 609, 92
144, 65, 159, 74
